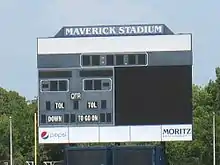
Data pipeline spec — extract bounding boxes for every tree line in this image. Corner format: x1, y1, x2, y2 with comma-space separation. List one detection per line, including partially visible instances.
1, 68, 220, 165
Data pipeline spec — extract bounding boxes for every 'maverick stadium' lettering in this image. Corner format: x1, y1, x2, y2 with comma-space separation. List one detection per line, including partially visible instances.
65, 25, 163, 37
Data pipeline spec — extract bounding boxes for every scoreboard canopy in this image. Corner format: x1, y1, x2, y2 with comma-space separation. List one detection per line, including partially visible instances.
37, 24, 192, 144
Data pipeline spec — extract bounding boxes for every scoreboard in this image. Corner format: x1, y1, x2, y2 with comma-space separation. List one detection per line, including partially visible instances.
37, 24, 193, 143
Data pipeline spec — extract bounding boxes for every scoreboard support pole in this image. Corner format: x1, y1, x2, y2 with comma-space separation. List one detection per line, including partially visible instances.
161, 142, 168, 165
34, 113, 37, 165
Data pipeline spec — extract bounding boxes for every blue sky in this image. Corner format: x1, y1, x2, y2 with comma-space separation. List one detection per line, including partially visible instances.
0, 0, 219, 100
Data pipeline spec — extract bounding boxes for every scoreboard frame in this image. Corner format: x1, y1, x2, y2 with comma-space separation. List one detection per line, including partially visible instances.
37, 24, 193, 144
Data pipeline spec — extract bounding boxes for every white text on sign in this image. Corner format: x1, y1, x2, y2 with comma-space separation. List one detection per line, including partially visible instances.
70, 92, 81, 100
47, 115, 63, 123
87, 101, 98, 109
54, 102, 65, 110
77, 114, 99, 122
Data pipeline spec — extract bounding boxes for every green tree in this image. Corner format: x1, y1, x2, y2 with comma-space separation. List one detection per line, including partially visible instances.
166, 85, 213, 165
166, 68, 220, 165
0, 88, 43, 164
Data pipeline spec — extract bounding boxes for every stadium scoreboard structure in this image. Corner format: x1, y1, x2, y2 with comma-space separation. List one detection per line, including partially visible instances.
37, 24, 193, 144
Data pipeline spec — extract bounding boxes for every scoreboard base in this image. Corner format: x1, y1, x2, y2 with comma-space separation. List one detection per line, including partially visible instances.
38, 124, 192, 143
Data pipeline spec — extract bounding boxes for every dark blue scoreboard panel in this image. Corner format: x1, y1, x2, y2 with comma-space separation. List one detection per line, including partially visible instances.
65, 146, 165, 165
38, 51, 192, 126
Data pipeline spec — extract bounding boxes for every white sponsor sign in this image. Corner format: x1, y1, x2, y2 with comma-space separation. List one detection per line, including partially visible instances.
38, 127, 69, 143
161, 124, 192, 141
38, 124, 193, 143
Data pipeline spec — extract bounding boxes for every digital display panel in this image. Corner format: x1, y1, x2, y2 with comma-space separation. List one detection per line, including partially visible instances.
115, 65, 192, 125
38, 62, 192, 126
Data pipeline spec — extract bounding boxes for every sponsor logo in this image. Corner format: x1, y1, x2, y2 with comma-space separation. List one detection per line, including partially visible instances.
40, 131, 67, 140
162, 128, 192, 137
41, 131, 49, 139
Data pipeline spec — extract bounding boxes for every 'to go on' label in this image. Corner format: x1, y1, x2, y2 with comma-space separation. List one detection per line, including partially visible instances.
77, 114, 99, 122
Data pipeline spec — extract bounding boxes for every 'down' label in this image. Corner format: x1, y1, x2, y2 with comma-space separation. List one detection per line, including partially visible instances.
47, 115, 63, 123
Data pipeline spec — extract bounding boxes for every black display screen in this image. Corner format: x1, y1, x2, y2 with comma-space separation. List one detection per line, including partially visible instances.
114, 65, 192, 125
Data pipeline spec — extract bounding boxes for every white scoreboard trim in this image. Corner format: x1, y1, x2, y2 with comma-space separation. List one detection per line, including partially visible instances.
37, 34, 191, 55
38, 124, 192, 144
